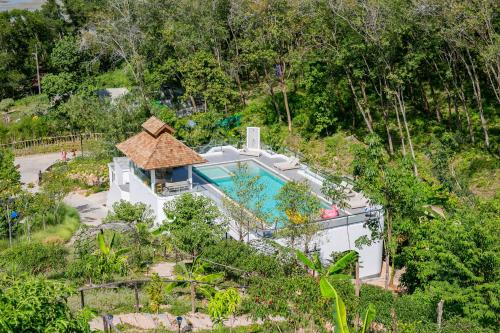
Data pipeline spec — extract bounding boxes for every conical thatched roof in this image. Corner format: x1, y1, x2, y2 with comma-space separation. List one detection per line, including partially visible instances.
116, 117, 207, 170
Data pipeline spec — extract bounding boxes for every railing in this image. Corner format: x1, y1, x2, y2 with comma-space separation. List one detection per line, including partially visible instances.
251, 208, 383, 238
0, 132, 104, 155
156, 182, 205, 197
190, 139, 243, 154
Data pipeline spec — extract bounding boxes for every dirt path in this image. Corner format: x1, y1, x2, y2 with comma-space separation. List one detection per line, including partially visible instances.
89, 312, 264, 332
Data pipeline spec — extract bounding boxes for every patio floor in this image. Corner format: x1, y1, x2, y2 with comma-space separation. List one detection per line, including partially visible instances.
195, 146, 368, 215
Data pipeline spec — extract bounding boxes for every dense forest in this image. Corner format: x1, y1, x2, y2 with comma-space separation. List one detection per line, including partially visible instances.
0, 0, 498, 332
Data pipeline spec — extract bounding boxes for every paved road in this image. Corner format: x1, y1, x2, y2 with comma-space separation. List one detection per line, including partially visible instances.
15, 152, 61, 189
15, 152, 108, 226
64, 192, 108, 226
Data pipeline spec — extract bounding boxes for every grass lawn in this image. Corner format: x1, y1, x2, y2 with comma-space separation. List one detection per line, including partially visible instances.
30, 208, 80, 244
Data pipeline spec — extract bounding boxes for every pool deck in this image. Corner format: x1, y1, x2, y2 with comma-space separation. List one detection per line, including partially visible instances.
196, 146, 369, 215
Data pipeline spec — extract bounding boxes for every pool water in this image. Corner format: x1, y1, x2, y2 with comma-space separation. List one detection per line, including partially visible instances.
194, 160, 328, 227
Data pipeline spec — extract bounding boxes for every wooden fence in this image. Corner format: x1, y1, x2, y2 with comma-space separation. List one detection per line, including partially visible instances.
0, 133, 104, 155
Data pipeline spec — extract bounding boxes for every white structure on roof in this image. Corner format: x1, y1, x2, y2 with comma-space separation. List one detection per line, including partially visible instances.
246, 127, 261, 151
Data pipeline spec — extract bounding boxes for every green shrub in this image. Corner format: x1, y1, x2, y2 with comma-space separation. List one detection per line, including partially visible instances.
441, 316, 496, 333
356, 285, 395, 326
0, 274, 92, 332
0, 98, 14, 112
202, 240, 296, 280
0, 242, 68, 276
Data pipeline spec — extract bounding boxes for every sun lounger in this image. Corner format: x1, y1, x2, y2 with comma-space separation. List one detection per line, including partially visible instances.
274, 156, 300, 171
340, 181, 355, 197
239, 147, 261, 156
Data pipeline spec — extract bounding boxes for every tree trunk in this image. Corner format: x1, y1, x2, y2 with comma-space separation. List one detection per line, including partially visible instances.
264, 67, 282, 122
393, 100, 406, 156
279, 70, 292, 133
190, 95, 198, 112
382, 108, 394, 155
396, 88, 418, 177
235, 72, 246, 105
430, 84, 442, 123
385, 211, 392, 290
190, 282, 196, 313
458, 88, 475, 143
463, 50, 489, 148
346, 71, 373, 133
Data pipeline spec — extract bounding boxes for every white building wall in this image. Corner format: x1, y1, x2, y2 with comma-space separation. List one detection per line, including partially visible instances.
129, 173, 158, 214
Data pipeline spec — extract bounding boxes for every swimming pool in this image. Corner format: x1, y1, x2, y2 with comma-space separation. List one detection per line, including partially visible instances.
194, 160, 329, 226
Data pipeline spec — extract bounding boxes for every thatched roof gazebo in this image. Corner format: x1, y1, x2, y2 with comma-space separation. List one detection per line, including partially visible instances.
116, 116, 207, 195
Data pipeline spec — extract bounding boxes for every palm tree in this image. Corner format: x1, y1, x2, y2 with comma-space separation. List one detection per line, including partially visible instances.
166, 257, 224, 313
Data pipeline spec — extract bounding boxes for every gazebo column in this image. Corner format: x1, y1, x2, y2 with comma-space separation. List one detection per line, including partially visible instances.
188, 165, 193, 189
150, 169, 156, 192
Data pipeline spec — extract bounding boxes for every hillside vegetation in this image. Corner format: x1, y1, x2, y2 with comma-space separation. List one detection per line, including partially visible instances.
0, 0, 498, 332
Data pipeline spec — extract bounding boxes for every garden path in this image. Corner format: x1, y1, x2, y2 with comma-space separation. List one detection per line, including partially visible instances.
15, 152, 108, 226
64, 191, 108, 227
14, 152, 61, 192
147, 261, 176, 279
89, 312, 263, 331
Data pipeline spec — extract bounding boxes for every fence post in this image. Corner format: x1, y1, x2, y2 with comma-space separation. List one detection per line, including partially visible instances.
80, 290, 85, 308
134, 282, 140, 312
102, 315, 109, 333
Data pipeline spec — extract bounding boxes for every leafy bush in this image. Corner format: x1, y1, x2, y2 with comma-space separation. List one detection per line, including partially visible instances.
202, 240, 296, 280
0, 242, 68, 276
0, 274, 92, 332
0, 98, 14, 112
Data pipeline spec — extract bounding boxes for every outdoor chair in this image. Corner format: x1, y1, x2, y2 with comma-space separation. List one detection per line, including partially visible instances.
274, 156, 300, 171
239, 147, 261, 157
340, 181, 355, 197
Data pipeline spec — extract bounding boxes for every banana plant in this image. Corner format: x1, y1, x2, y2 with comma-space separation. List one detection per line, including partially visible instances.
95, 232, 129, 282
320, 278, 376, 333
296, 249, 357, 280
165, 257, 224, 313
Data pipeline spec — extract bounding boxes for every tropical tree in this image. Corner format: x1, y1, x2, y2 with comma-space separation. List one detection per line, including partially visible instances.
163, 193, 224, 258
353, 134, 428, 289
222, 162, 266, 241
276, 181, 321, 252
166, 258, 224, 313
208, 288, 241, 332
296, 249, 357, 281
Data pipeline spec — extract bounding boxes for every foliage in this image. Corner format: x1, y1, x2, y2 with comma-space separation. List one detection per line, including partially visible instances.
166, 258, 224, 313
0, 274, 92, 333
41, 72, 79, 100
0, 149, 20, 195
105, 200, 155, 226
275, 181, 321, 251
66, 232, 129, 284
0, 242, 67, 276
202, 239, 297, 280
208, 288, 241, 331
146, 273, 165, 314
162, 193, 224, 257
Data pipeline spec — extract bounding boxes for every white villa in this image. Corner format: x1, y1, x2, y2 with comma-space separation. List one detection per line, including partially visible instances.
108, 117, 384, 279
